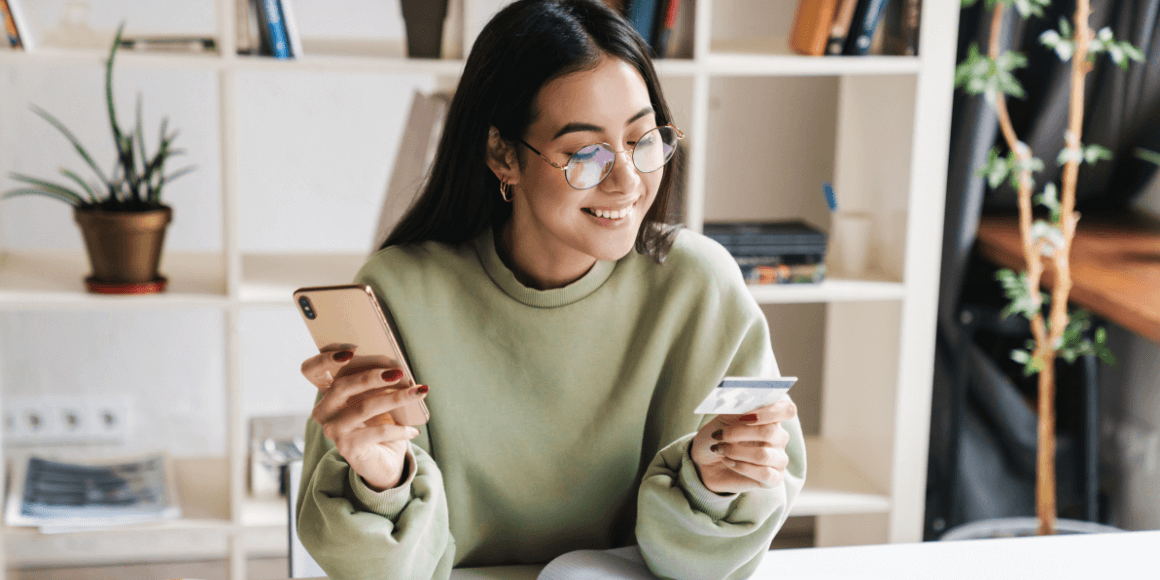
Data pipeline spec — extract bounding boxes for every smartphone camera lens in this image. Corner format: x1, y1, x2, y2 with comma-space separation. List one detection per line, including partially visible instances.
299, 296, 316, 320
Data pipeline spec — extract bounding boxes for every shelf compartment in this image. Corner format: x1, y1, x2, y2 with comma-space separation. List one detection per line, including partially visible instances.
748, 278, 904, 304
792, 436, 892, 516
240, 253, 367, 305
2, 456, 232, 567
0, 251, 227, 309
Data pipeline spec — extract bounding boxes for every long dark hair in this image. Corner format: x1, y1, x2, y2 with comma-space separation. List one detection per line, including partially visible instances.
381, 0, 681, 261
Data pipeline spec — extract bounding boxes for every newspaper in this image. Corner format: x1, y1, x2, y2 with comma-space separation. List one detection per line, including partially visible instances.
4, 451, 181, 532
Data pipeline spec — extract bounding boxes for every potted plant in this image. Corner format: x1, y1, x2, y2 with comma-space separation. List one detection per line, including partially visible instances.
947, 0, 1146, 537
2, 24, 193, 294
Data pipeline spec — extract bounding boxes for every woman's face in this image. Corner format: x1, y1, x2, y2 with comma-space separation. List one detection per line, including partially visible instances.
509, 56, 662, 267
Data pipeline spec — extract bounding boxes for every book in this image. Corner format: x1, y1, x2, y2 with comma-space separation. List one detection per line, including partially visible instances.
4, 451, 182, 532
651, 0, 681, 58
789, 0, 838, 56
627, 0, 659, 54
256, 0, 291, 58
2, 0, 32, 50
119, 37, 216, 52
703, 220, 828, 250
370, 91, 452, 253
1, 0, 21, 48
280, 0, 303, 58
740, 261, 827, 285
236, 0, 260, 54
843, 0, 892, 55
825, 0, 859, 55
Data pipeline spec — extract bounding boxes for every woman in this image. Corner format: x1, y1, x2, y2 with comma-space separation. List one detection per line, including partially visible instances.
296, 1, 805, 578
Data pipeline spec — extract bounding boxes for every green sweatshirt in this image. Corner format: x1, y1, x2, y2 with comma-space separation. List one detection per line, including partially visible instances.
297, 227, 806, 580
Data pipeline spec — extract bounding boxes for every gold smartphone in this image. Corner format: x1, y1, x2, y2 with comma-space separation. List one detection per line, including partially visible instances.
293, 283, 430, 426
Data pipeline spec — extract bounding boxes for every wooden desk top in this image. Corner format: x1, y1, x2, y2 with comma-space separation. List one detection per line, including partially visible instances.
976, 210, 1160, 344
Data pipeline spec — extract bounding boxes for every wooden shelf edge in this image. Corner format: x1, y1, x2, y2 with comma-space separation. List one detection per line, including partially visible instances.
747, 279, 905, 304
790, 436, 892, 517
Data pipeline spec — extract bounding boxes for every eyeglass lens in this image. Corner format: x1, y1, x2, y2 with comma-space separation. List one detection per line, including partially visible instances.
563, 126, 679, 189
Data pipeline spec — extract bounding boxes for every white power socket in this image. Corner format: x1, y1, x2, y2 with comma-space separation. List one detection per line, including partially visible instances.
4, 394, 131, 446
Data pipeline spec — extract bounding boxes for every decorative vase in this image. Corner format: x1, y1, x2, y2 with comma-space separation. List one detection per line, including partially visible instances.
399, 0, 449, 58
73, 206, 172, 294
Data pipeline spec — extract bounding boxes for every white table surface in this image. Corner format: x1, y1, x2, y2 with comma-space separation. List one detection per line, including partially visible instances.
294, 529, 1160, 579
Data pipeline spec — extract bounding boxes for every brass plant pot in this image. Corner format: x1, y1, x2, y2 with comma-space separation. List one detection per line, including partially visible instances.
74, 206, 172, 293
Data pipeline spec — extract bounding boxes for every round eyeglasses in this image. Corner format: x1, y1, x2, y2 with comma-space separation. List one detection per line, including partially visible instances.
518, 125, 684, 190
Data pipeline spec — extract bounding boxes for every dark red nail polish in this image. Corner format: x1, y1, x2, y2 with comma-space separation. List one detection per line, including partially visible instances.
710, 443, 724, 454
739, 414, 758, 423
711, 429, 724, 441
333, 351, 354, 362
382, 369, 404, 382
414, 384, 429, 395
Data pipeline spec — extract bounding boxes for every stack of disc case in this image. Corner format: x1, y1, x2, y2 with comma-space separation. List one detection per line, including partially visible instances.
703, 221, 828, 285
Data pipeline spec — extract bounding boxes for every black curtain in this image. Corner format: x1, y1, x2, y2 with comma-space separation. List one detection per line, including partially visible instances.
926, 0, 1160, 539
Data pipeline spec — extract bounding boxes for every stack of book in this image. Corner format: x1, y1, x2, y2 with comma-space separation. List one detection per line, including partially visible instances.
0, 0, 33, 50
789, 0, 922, 57
704, 221, 828, 285
608, 0, 688, 58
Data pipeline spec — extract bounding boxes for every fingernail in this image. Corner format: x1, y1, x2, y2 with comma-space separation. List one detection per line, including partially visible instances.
710, 443, 725, 455
333, 351, 354, 362
410, 384, 428, 396
739, 414, 758, 423
711, 429, 724, 441
382, 369, 404, 382
406, 427, 421, 438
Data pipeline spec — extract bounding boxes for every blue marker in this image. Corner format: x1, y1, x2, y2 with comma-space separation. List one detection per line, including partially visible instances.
822, 182, 838, 212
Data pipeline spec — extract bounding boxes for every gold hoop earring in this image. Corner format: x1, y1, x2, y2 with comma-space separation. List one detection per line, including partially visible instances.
499, 181, 512, 203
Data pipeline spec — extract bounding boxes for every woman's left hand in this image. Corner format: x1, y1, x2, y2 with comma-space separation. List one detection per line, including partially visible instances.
690, 398, 797, 495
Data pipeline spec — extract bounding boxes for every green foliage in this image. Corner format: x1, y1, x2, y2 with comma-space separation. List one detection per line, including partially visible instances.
1035, 182, 1061, 223
996, 268, 1048, 320
961, 0, 1050, 17
975, 146, 1044, 190
1031, 219, 1065, 256
955, 44, 1028, 103
1056, 133, 1113, 166
1040, 18, 1076, 61
1009, 310, 1116, 376
1088, 26, 1146, 69
1, 23, 193, 211
1135, 148, 1160, 166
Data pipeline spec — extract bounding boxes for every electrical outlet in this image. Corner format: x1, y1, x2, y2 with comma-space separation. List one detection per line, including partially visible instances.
4, 394, 131, 446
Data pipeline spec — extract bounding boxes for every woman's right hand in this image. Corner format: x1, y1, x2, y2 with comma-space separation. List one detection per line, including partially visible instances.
301, 350, 427, 492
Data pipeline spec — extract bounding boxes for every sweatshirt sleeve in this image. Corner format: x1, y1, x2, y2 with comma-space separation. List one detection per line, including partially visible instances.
634, 233, 808, 580
296, 416, 456, 580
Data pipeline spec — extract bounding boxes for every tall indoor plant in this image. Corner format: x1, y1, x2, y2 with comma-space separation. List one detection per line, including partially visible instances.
2, 24, 193, 294
953, 0, 1144, 535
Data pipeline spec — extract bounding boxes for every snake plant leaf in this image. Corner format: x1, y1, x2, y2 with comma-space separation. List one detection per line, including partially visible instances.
60, 168, 100, 205
28, 104, 113, 191
0, 188, 83, 206
8, 172, 87, 203
106, 23, 128, 169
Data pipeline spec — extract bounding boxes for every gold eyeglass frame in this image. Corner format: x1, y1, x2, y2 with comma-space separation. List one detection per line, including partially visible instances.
517, 124, 685, 190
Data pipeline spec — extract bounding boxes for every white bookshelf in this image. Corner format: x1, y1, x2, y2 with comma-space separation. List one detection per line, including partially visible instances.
0, 0, 959, 576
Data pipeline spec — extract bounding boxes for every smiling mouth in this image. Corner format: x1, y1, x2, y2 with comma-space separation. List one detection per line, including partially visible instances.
583, 204, 636, 220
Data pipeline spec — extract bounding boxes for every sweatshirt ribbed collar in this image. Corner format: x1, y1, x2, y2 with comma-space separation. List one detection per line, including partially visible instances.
474, 226, 617, 308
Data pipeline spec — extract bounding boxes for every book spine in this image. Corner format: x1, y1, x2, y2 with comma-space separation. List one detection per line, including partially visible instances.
902, 0, 921, 56
826, 0, 859, 55
652, 0, 680, 58
844, 0, 891, 56
789, 0, 838, 57
258, 0, 290, 58
628, 0, 658, 53
741, 262, 827, 285
0, 0, 21, 49
4, 0, 31, 50
279, 0, 303, 58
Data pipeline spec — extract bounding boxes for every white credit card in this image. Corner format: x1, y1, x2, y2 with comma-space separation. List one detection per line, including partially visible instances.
694, 377, 797, 415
